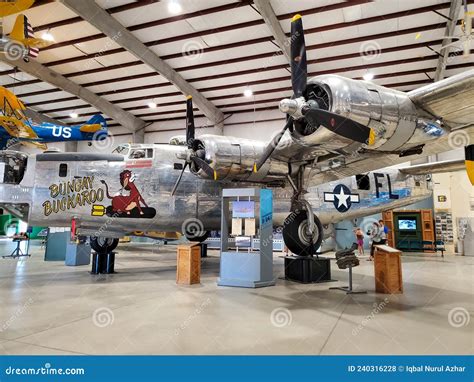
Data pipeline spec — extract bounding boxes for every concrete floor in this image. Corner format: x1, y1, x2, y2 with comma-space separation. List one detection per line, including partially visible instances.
0, 240, 472, 355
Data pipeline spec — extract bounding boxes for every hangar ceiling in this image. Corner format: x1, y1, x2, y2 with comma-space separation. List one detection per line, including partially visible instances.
0, 0, 473, 136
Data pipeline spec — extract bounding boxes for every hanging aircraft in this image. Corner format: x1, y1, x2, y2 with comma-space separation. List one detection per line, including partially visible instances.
0, 86, 108, 150
0, 0, 34, 17
0, 13, 52, 62
0, 14, 472, 256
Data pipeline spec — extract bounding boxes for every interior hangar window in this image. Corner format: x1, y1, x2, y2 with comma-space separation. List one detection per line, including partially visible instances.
356, 174, 370, 190
59, 163, 68, 177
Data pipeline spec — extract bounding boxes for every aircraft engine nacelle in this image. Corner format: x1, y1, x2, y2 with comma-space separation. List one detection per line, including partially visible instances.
291, 74, 447, 152
191, 135, 288, 183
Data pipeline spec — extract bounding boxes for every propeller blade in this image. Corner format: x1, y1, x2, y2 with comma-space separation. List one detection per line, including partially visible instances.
290, 14, 307, 97
186, 95, 195, 148
303, 107, 375, 145
171, 162, 188, 196
463, 39, 470, 56
254, 117, 293, 172
191, 156, 217, 180
465, 145, 474, 186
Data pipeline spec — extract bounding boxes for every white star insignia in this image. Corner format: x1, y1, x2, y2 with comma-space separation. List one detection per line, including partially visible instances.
335, 187, 350, 209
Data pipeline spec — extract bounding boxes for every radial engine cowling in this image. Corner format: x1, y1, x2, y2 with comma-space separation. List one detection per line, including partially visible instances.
291, 74, 446, 152
191, 135, 287, 183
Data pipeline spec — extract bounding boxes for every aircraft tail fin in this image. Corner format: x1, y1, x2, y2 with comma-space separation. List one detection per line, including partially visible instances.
86, 114, 107, 127
10, 14, 47, 58
79, 114, 107, 133
10, 14, 27, 42
465, 145, 474, 186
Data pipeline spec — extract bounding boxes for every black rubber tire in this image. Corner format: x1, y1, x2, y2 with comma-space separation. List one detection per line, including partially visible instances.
185, 230, 210, 243
282, 210, 324, 256
90, 237, 119, 255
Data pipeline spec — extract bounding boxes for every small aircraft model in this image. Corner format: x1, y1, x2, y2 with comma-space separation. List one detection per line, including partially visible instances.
0, 14, 472, 256
0, 86, 108, 150
0, 12, 52, 62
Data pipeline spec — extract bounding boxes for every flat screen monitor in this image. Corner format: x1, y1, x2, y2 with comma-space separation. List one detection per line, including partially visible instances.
398, 219, 417, 231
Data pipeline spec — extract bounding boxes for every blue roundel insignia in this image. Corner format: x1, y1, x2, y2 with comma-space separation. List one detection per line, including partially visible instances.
323, 184, 360, 213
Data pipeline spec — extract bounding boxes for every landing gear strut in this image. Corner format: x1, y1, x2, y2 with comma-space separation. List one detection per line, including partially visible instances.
283, 171, 323, 256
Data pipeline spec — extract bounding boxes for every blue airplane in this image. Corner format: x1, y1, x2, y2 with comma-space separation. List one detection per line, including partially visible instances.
0, 86, 108, 150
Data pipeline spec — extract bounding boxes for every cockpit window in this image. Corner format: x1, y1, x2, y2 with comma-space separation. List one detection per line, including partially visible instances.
113, 145, 130, 156
129, 148, 154, 159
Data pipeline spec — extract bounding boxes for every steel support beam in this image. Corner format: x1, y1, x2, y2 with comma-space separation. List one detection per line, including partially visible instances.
252, 0, 290, 63
0, 57, 146, 143
60, 0, 224, 134
434, 0, 462, 81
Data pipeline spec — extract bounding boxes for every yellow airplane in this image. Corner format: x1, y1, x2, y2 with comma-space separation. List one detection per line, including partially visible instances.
1, 11, 53, 62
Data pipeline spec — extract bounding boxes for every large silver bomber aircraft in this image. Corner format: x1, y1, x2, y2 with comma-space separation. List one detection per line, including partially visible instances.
0, 14, 473, 255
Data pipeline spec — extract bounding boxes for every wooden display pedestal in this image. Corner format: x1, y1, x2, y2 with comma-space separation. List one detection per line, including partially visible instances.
374, 245, 403, 294
176, 243, 201, 285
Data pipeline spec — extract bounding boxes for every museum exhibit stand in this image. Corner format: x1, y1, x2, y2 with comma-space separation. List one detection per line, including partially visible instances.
218, 188, 275, 288
176, 242, 201, 285
374, 245, 403, 294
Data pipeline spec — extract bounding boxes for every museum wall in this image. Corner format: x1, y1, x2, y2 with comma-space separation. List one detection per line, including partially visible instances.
334, 197, 434, 251
432, 171, 474, 254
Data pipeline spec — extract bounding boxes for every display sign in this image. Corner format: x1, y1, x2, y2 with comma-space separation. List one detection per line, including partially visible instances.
235, 236, 251, 247
437, 195, 447, 202
232, 201, 255, 218
244, 218, 256, 236
231, 218, 242, 236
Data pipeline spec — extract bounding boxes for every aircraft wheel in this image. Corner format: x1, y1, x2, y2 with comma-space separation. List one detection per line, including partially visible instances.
282, 210, 323, 256
90, 237, 119, 255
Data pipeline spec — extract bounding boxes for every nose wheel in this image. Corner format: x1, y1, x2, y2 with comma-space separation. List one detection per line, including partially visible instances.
282, 210, 323, 256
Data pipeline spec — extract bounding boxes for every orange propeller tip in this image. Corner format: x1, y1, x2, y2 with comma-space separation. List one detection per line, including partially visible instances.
291, 14, 302, 22
186, 95, 192, 100
213, 170, 217, 181
253, 163, 258, 173
368, 129, 376, 146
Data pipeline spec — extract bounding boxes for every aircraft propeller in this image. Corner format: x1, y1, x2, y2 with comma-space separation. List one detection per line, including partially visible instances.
171, 96, 216, 196
254, 14, 375, 172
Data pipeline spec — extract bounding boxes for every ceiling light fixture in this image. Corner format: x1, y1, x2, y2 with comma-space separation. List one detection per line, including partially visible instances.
41, 30, 54, 42
243, 88, 253, 97
70, 112, 78, 119
147, 101, 157, 109
363, 72, 374, 81
168, 0, 182, 14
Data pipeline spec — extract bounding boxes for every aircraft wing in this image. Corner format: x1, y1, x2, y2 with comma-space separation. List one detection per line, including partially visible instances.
0, 0, 34, 17
398, 160, 465, 176
301, 125, 474, 186
408, 69, 474, 129
20, 140, 47, 150
0, 115, 38, 139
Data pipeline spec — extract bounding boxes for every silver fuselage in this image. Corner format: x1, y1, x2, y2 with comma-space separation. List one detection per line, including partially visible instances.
0, 143, 431, 238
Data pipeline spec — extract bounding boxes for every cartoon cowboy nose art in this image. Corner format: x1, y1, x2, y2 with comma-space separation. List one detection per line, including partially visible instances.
100, 170, 156, 218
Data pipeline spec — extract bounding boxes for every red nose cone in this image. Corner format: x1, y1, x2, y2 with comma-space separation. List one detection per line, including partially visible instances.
330, 118, 335, 127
